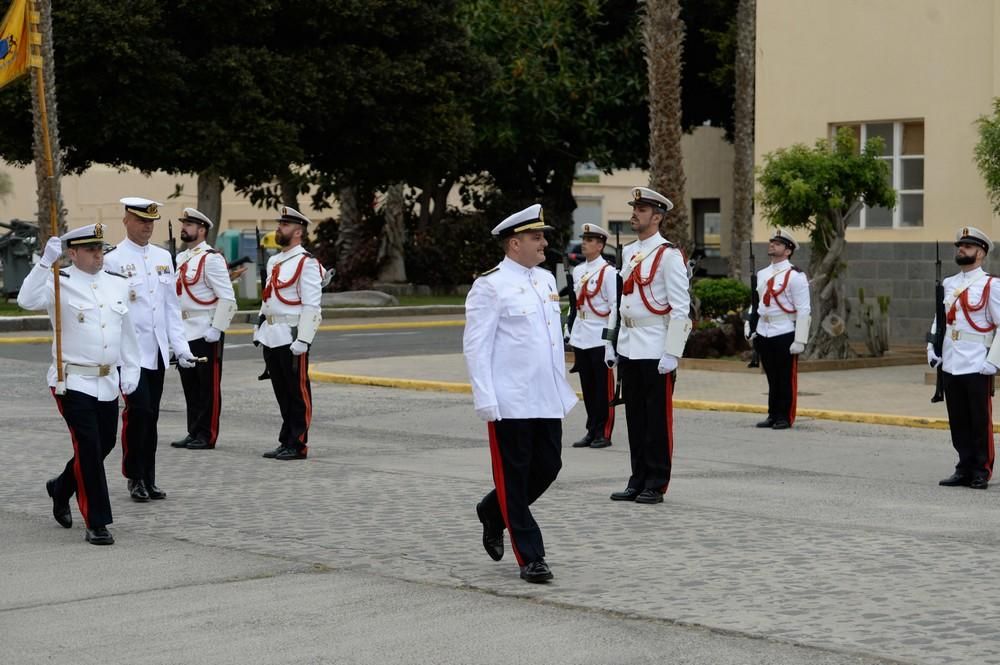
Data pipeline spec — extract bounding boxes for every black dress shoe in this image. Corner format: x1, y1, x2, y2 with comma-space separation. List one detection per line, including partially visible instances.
262, 446, 287, 459
970, 477, 990, 490
85, 526, 114, 545
275, 447, 307, 461
610, 487, 641, 501
590, 436, 612, 449
186, 438, 214, 450
756, 417, 775, 428
635, 489, 664, 504
939, 473, 972, 487
571, 433, 595, 448
46, 478, 72, 529
475, 501, 504, 561
771, 420, 791, 430
146, 484, 167, 500
520, 560, 554, 583
128, 479, 149, 502
170, 435, 194, 448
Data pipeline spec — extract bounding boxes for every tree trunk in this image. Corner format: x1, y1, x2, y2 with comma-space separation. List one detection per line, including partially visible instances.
728, 0, 755, 279
197, 171, 223, 246
644, 0, 690, 252
278, 170, 300, 210
335, 185, 362, 273
30, 0, 65, 244
377, 183, 407, 283
804, 212, 856, 360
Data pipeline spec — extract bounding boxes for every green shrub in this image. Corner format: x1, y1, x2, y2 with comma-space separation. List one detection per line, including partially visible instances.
693, 277, 751, 320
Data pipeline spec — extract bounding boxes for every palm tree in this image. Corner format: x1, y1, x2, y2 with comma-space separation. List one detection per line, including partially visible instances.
728, 0, 755, 279
644, 0, 690, 251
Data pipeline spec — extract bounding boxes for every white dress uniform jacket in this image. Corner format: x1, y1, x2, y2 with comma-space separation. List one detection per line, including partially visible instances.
755, 260, 811, 338
103, 238, 190, 370
930, 267, 1000, 375
616, 233, 690, 360
464, 257, 578, 419
18, 263, 141, 400
253, 244, 323, 348
569, 257, 617, 350
176, 241, 237, 341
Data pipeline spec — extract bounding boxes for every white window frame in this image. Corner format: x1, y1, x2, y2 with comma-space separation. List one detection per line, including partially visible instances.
839, 120, 924, 229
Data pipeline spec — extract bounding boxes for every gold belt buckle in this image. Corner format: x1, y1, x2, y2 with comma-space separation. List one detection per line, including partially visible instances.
266, 315, 275, 325
579, 310, 586, 320
951, 328, 960, 341
98, 365, 110, 377
182, 311, 190, 320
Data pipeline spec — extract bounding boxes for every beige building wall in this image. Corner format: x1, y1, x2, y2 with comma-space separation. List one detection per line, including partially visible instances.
755, 0, 1000, 242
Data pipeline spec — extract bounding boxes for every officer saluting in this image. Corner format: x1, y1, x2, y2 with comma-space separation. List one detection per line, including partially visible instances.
18, 224, 141, 545
170, 208, 237, 451
256, 206, 323, 461
465, 204, 577, 583
568, 223, 618, 449
610, 187, 691, 505
747, 229, 811, 430
103, 197, 197, 502
931, 227, 1000, 490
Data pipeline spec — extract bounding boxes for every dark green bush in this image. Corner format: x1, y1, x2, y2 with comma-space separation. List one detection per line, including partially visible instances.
693, 277, 751, 320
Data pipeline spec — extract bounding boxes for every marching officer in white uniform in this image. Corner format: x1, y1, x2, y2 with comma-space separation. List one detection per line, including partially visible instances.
103, 197, 197, 502
930, 227, 1000, 490
464, 204, 577, 583
170, 208, 237, 451
748, 229, 811, 430
18, 224, 141, 545
567, 223, 618, 449
609, 187, 691, 505
255, 206, 323, 461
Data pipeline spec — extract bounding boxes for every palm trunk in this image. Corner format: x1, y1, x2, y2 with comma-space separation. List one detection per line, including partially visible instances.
804, 210, 855, 359
728, 0, 755, 279
197, 171, 223, 245
377, 183, 407, 283
644, 0, 690, 251
30, 0, 65, 244
335, 185, 362, 274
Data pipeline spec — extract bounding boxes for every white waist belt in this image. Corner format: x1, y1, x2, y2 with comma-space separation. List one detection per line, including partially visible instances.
760, 312, 796, 324
577, 310, 609, 321
65, 363, 112, 377
266, 314, 300, 326
947, 326, 995, 346
182, 309, 213, 320
621, 315, 664, 328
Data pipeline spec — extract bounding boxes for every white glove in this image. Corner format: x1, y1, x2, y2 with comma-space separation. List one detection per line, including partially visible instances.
789, 342, 805, 355
981, 361, 999, 376
290, 339, 309, 356
657, 353, 678, 374
927, 347, 942, 369
120, 379, 137, 396
177, 351, 197, 369
563, 324, 570, 343
476, 405, 501, 422
204, 327, 222, 343
604, 343, 617, 368
743, 320, 751, 339
40, 236, 62, 268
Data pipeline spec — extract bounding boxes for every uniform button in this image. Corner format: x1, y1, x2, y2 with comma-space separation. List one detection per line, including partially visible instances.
102, 324, 106, 328
99, 304, 104, 308
104, 345, 108, 349
149, 290, 154, 294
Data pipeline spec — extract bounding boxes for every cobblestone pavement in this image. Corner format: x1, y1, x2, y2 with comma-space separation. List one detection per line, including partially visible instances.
1, 355, 996, 664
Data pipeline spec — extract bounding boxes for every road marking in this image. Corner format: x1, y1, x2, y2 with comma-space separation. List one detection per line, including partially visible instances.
338, 332, 419, 338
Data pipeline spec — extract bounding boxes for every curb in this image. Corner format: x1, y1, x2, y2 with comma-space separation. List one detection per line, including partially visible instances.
309, 369, 957, 432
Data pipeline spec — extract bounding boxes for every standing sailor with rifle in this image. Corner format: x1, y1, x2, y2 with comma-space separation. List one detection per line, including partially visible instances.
930, 227, 1000, 490
567, 224, 618, 449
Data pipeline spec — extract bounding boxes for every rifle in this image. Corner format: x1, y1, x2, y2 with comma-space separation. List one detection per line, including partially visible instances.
929, 242, 945, 403
602, 225, 625, 405
254, 227, 269, 376
167, 220, 177, 269
746, 243, 760, 368
563, 252, 577, 342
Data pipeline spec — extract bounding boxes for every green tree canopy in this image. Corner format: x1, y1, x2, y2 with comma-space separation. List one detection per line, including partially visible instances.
975, 97, 1000, 213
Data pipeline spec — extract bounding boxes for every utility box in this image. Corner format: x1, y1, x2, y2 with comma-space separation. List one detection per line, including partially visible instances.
0, 219, 39, 297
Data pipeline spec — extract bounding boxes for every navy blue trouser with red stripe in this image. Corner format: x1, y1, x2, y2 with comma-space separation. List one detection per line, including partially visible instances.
481, 418, 562, 566
121, 356, 165, 486
618, 356, 674, 492
573, 345, 615, 440
52, 389, 118, 528
262, 344, 312, 454
178, 335, 224, 446
943, 371, 995, 480
755, 331, 798, 424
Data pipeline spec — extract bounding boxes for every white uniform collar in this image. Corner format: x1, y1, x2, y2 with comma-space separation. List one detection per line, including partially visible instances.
583, 256, 606, 270
192, 241, 211, 253
501, 255, 533, 277
770, 259, 791, 273
960, 266, 985, 282
277, 244, 306, 260
121, 237, 150, 253
636, 233, 666, 251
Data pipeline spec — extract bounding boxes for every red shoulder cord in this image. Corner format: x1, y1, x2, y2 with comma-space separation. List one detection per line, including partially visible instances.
175, 255, 219, 306
947, 277, 996, 332
621, 245, 678, 315
762, 269, 796, 313
262, 255, 308, 305
576, 265, 611, 316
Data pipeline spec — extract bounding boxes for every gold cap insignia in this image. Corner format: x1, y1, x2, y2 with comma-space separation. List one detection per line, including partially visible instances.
94, 223, 103, 239
633, 188, 642, 200
963, 227, 970, 237
538, 208, 544, 223
583, 224, 590, 232
147, 203, 157, 216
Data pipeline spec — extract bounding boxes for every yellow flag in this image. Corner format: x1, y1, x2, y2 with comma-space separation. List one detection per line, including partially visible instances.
0, 0, 29, 90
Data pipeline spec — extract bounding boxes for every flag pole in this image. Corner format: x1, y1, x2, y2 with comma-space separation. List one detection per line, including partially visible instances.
27, 0, 63, 392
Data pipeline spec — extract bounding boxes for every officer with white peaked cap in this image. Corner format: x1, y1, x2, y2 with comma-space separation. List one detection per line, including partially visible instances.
18, 223, 142, 545
170, 207, 237, 451
932, 226, 1000, 489
103, 197, 197, 502
465, 203, 577, 583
